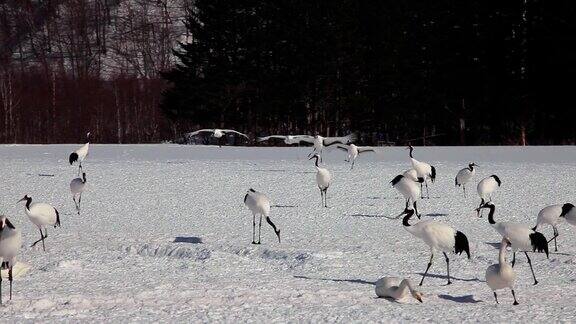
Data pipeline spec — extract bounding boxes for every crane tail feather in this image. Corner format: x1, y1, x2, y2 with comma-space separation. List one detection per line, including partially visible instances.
69, 153, 79, 165
454, 231, 470, 259
530, 232, 549, 258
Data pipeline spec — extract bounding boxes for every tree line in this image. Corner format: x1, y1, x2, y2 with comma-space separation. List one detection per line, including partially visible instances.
1, 1, 574, 144
163, 0, 576, 145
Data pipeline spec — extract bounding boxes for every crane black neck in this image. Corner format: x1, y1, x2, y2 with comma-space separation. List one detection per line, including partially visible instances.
25, 196, 32, 209
403, 210, 414, 227
409, 146, 414, 158
487, 205, 496, 225
468, 164, 474, 171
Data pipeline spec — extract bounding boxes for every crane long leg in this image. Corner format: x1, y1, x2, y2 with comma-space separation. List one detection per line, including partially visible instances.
419, 252, 434, 286
547, 226, 559, 251
319, 189, 323, 207
493, 291, 499, 304
78, 193, 82, 214
73, 196, 79, 213
443, 252, 451, 284
252, 213, 256, 244
351, 159, 355, 170
258, 214, 262, 244
425, 181, 430, 199
478, 198, 485, 217
31, 228, 48, 251
414, 201, 420, 219
420, 183, 424, 199
324, 189, 328, 208
511, 289, 519, 305
0, 266, 2, 304
8, 266, 12, 300
524, 252, 538, 285
512, 252, 516, 267
463, 185, 466, 198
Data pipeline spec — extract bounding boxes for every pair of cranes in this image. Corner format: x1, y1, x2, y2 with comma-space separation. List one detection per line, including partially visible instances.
0, 134, 90, 304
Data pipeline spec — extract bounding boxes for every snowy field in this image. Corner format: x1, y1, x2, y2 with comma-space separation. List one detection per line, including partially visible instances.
1, 144, 576, 322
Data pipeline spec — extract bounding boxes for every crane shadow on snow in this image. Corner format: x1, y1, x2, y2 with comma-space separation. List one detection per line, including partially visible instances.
173, 236, 203, 244
438, 294, 483, 304
424, 213, 448, 217
415, 272, 484, 283
366, 196, 401, 200
484, 242, 571, 255
293, 275, 374, 286
347, 214, 398, 219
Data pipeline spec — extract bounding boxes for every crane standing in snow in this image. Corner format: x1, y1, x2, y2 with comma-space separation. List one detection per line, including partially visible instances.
70, 172, 87, 215
455, 163, 478, 198
486, 238, 519, 305
533, 203, 575, 252
477, 202, 548, 285
18, 195, 61, 252
0, 215, 21, 304
391, 174, 422, 218
244, 189, 281, 244
407, 145, 436, 199
69, 132, 90, 175
309, 154, 332, 208
401, 207, 470, 286
476, 175, 501, 217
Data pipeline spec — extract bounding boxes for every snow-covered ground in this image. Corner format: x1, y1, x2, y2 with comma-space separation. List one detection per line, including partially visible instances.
1, 144, 575, 322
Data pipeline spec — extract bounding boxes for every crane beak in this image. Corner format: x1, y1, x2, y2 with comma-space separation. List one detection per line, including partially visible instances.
17, 197, 26, 203
414, 294, 423, 303
475, 207, 482, 217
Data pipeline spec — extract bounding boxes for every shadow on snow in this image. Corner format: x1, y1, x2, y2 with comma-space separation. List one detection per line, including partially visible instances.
173, 236, 203, 244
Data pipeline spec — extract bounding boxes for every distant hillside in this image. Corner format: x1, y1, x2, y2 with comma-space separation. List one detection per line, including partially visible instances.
0, 0, 192, 143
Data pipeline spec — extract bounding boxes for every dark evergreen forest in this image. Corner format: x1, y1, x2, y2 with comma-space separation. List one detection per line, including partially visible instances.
163, 0, 576, 145
1, 1, 575, 144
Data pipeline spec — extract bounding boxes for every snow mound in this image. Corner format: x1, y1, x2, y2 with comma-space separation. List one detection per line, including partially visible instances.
119, 243, 212, 261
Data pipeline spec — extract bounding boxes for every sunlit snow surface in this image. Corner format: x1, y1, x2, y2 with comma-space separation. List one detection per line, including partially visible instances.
1, 144, 575, 322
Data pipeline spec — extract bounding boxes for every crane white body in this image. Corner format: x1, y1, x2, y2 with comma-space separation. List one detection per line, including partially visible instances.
257, 135, 314, 145
69, 133, 90, 175
403, 169, 419, 182
486, 238, 518, 305
533, 203, 575, 251
0, 216, 21, 304
187, 128, 249, 139
186, 129, 249, 146
305, 134, 356, 162
375, 277, 423, 303
309, 154, 332, 208
407, 146, 436, 199
401, 208, 470, 286
391, 174, 421, 218
477, 202, 548, 285
455, 163, 477, 197
477, 175, 501, 203
70, 173, 87, 215
336, 144, 374, 169
18, 196, 60, 251
244, 189, 280, 244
